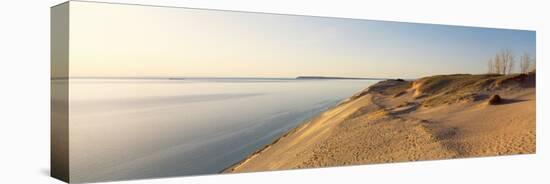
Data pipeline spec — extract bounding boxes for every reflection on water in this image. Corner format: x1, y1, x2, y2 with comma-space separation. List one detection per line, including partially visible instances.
65, 78, 377, 182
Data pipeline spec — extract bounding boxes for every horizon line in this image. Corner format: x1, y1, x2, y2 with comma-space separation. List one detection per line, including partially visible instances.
50, 75, 398, 80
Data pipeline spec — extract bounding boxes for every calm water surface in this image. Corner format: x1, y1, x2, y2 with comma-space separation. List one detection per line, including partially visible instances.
65, 78, 377, 182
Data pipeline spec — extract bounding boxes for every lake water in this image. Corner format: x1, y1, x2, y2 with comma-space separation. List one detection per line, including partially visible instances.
65, 78, 377, 182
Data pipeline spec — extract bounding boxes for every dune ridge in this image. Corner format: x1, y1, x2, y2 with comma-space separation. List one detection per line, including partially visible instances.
224, 72, 536, 173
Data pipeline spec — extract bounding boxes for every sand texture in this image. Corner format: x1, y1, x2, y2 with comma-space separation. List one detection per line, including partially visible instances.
225, 73, 536, 173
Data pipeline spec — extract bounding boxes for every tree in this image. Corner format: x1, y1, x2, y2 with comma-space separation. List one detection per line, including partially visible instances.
487, 49, 515, 75
487, 59, 495, 74
519, 53, 534, 73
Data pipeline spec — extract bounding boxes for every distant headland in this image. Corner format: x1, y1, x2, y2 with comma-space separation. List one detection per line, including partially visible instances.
296, 76, 390, 80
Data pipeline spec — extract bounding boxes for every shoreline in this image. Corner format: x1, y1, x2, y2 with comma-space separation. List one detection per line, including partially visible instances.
221, 91, 362, 173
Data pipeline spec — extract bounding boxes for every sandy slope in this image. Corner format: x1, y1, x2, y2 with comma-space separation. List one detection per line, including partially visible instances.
224, 73, 536, 173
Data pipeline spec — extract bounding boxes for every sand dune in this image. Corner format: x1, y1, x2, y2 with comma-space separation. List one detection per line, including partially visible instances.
224, 72, 536, 173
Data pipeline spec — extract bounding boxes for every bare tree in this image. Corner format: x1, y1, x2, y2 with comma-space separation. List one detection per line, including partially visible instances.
507, 55, 514, 74
495, 53, 503, 74
519, 53, 533, 74
487, 49, 515, 75
502, 49, 515, 75
487, 58, 495, 74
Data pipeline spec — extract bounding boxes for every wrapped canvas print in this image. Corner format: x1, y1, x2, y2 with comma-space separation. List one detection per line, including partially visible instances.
51, 1, 536, 183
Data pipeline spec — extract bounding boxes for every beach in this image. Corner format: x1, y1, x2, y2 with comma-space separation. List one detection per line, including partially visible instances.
225, 72, 536, 173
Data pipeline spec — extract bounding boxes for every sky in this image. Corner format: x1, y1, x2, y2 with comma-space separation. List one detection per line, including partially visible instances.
68, 1, 536, 79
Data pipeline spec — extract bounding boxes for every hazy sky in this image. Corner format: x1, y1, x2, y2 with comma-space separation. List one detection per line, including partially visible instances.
69, 1, 535, 79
